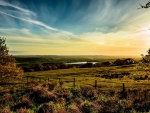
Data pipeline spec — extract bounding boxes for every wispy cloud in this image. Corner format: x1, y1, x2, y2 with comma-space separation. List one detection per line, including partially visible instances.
0, 28, 80, 46
0, 0, 77, 37
0, 10, 57, 31
0, 11, 76, 38
128, 11, 150, 24
0, 0, 36, 16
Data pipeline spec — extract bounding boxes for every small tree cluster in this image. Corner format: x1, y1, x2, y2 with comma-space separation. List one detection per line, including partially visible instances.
141, 49, 150, 63
0, 37, 23, 83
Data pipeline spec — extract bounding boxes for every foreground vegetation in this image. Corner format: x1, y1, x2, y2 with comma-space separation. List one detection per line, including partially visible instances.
1, 80, 150, 112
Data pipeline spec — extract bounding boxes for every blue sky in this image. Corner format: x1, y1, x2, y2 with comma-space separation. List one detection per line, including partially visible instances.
0, 0, 150, 55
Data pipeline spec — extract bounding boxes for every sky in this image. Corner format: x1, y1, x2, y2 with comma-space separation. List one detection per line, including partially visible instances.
0, 0, 150, 56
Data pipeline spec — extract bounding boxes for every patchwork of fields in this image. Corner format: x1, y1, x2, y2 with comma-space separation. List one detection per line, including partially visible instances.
22, 63, 150, 91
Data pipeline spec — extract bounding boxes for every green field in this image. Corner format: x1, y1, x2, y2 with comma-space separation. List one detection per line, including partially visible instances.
22, 63, 150, 90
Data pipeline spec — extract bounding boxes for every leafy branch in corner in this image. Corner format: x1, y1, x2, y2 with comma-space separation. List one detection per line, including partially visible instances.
137, 1, 150, 10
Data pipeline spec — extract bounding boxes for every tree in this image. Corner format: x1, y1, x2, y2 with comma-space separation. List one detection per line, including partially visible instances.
137, 1, 150, 10
147, 48, 150, 55
139, 49, 150, 70
0, 37, 23, 83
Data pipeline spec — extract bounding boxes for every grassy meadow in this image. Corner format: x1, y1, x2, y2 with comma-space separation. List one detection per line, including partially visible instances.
23, 65, 150, 90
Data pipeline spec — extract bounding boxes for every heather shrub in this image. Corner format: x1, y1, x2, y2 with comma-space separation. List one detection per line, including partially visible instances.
80, 101, 92, 113
30, 86, 57, 104
12, 97, 33, 110
42, 82, 57, 91
69, 88, 80, 98
79, 86, 97, 100
27, 80, 39, 87
67, 104, 82, 113
97, 98, 120, 113
54, 89, 71, 101
16, 108, 30, 113
38, 103, 54, 113
0, 106, 11, 113
116, 90, 128, 99
74, 98, 84, 105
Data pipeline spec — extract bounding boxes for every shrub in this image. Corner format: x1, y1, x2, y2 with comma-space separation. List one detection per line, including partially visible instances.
67, 104, 82, 113
0, 107, 11, 113
38, 103, 54, 113
30, 86, 57, 104
27, 80, 39, 87
54, 89, 71, 101
12, 98, 33, 110
69, 88, 80, 98
80, 101, 92, 113
79, 86, 97, 100
42, 82, 57, 91
16, 108, 30, 113
74, 98, 84, 105
97, 99, 119, 113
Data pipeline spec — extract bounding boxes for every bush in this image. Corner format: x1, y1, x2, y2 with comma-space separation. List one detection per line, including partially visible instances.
16, 108, 30, 113
30, 86, 57, 104
42, 82, 57, 91
12, 98, 33, 111
80, 101, 92, 113
79, 86, 97, 100
67, 104, 82, 113
38, 103, 54, 113
0, 107, 11, 113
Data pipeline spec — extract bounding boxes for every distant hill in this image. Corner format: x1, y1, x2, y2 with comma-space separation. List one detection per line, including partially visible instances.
14, 55, 141, 59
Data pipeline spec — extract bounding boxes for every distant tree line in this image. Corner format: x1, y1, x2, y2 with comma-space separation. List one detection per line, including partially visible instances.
17, 62, 96, 72
17, 58, 136, 72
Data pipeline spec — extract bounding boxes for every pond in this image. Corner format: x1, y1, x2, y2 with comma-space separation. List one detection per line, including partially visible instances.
65, 62, 98, 65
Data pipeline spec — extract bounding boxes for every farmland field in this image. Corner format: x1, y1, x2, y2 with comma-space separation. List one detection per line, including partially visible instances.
23, 63, 150, 90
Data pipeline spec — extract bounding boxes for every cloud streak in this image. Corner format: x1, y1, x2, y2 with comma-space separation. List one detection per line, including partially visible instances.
0, 0, 36, 16
0, 0, 77, 37
0, 10, 58, 31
